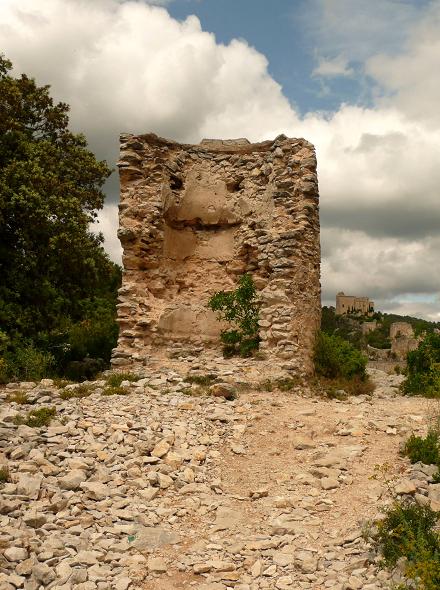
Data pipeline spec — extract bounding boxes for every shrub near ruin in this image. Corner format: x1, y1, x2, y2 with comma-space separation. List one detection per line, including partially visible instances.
374, 500, 440, 590
403, 431, 440, 483
314, 332, 367, 380
208, 274, 260, 358
13, 407, 56, 428
403, 332, 440, 398
313, 332, 371, 397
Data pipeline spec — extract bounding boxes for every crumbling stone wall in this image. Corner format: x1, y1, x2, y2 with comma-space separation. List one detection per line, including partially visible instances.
112, 133, 321, 374
390, 322, 414, 340
390, 322, 420, 360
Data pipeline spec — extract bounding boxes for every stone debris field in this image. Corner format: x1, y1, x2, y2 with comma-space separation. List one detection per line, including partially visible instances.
0, 366, 437, 590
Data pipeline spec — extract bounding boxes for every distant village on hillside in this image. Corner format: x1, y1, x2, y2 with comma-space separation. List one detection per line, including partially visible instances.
327, 292, 436, 372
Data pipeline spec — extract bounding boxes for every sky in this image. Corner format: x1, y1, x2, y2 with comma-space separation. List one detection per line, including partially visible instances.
1, 0, 440, 319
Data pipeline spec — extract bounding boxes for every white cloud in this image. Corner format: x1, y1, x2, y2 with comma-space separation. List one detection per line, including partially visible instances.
299, 0, 427, 67
0, 0, 297, 164
379, 300, 440, 323
312, 55, 353, 77
367, 1, 440, 129
321, 228, 440, 300
1, 0, 440, 319
95, 205, 123, 262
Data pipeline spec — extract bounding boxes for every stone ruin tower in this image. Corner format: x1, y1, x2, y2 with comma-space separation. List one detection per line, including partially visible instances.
112, 133, 321, 375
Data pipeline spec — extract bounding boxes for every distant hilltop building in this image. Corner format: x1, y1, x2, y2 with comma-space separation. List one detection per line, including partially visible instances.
336, 292, 374, 316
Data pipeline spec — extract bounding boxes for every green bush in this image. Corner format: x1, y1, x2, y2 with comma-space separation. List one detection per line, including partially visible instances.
65, 301, 119, 365
63, 358, 105, 382
320, 306, 363, 349
9, 345, 54, 382
366, 330, 391, 349
374, 500, 440, 590
314, 332, 367, 380
403, 431, 440, 482
316, 375, 375, 399
208, 274, 260, 358
0, 466, 10, 483
59, 383, 95, 400
0, 358, 10, 384
106, 372, 139, 387
13, 406, 56, 428
5, 391, 32, 405
103, 385, 129, 396
404, 431, 440, 466
403, 333, 440, 398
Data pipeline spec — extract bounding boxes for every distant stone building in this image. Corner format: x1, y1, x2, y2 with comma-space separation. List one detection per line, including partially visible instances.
336, 292, 374, 316
368, 321, 421, 365
361, 320, 377, 335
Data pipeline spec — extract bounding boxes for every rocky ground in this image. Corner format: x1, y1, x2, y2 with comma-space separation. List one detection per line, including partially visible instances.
0, 367, 437, 590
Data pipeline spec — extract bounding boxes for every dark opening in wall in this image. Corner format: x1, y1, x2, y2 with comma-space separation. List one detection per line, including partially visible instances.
226, 176, 243, 192
170, 174, 183, 190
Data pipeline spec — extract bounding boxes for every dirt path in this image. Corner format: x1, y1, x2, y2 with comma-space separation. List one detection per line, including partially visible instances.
141, 371, 429, 590
1, 368, 433, 590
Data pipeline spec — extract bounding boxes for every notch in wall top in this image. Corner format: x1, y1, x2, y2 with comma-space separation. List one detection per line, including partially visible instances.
199, 138, 251, 147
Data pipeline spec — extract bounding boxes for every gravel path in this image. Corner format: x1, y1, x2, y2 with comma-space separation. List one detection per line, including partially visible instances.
0, 369, 433, 590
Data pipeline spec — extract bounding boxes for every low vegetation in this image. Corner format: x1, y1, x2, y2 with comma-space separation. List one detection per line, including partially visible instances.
102, 385, 130, 396
313, 332, 372, 398
403, 430, 440, 483
59, 383, 95, 400
5, 391, 32, 405
105, 372, 139, 387
402, 333, 440, 398
258, 376, 302, 392
0, 466, 10, 484
374, 500, 440, 590
184, 374, 218, 386
314, 375, 374, 400
13, 406, 56, 428
208, 274, 260, 358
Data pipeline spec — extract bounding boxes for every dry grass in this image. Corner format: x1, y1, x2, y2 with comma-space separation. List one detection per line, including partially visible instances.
59, 383, 95, 400
0, 466, 10, 484
13, 406, 56, 427
313, 375, 375, 400
102, 385, 130, 396
6, 391, 32, 405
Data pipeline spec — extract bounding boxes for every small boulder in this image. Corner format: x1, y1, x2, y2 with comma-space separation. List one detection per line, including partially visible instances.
209, 383, 236, 400
58, 469, 87, 490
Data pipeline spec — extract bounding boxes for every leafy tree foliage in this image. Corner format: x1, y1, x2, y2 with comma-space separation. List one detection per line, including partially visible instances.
403, 332, 440, 398
375, 500, 440, 590
0, 55, 120, 380
321, 306, 363, 349
208, 274, 260, 357
314, 332, 367, 380
365, 329, 391, 349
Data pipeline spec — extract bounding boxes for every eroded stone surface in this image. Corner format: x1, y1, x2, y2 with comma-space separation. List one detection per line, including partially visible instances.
113, 133, 321, 376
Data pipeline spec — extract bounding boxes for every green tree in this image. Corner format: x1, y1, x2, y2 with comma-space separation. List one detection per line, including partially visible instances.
208, 274, 260, 357
314, 332, 367, 380
403, 332, 440, 397
0, 55, 120, 379
0, 55, 115, 335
